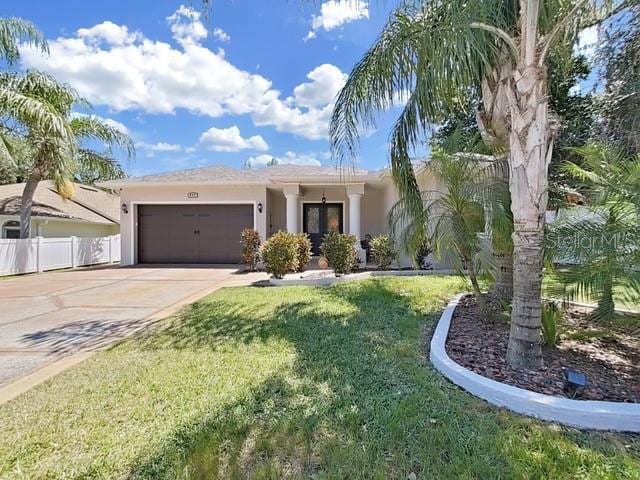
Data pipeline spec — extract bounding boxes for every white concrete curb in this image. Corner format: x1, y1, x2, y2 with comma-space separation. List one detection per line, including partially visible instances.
269, 269, 455, 286
430, 294, 640, 432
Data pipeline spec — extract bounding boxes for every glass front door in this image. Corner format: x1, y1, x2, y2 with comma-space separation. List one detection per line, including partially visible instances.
303, 203, 343, 254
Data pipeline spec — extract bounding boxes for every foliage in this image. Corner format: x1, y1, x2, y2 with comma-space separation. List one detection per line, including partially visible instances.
0, 17, 47, 65
370, 234, 397, 270
260, 230, 298, 279
541, 302, 561, 346
294, 233, 312, 272
1, 277, 638, 478
594, 3, 640, 155
413, 237, 433, 270
546, 144, 640, 322
240, 228, 262, 272
320, 231, 357, 276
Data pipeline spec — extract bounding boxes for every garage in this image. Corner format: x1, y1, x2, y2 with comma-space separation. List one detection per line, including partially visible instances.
137, 204, 253, 263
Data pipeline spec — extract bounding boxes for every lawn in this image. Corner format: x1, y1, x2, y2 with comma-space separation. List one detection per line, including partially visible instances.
0, 277, 638, 479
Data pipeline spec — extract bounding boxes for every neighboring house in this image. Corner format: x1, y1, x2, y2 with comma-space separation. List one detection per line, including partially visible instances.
100, 164, 441, 266
0, 180, 120, 239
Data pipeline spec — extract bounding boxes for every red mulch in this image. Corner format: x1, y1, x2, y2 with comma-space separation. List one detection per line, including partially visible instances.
446, 295, 640, 403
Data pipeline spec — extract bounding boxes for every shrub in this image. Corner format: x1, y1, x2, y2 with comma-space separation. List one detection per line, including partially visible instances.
321, 232, 358, 276
414, 238, 433, 270
261, 231, 298, 279
370, 235, 397, 270
541, 301, 561, 346
240, 228, 262, 271
294, 233, 312, 272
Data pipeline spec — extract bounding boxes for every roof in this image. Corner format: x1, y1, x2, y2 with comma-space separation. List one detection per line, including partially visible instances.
99, 164, 382, 188
0, 180, 119, 225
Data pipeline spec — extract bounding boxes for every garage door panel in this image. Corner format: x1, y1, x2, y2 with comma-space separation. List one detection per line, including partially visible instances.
138, 204, 253, 264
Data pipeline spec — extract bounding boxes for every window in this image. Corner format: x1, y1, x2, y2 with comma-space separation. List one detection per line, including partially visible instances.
2, 221, 20, 239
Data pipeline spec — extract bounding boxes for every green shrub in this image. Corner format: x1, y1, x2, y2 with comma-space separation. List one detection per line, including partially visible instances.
541, 302, 561, 346
370, 235, 397, 270
261, 231, 298, 279
240, 228, 262, 271
294, 233, 312, 272
321, 232, 358, 276
414, 238, 433, 270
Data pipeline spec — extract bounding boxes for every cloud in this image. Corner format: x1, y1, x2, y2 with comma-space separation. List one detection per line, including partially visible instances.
576, 25, 598, 59
136, 141, 182, 152
293, 64, 347, 107
306, 1, 369, 39
20, 6, 345, 140
212, 28, 230, 42
246, 151, 321, 168
198, 126, 268, 152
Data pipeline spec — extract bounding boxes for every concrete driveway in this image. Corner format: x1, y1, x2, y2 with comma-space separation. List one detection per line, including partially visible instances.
0, 265, 246, 388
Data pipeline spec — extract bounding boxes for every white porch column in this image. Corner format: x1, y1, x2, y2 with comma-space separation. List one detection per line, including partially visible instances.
347, 183, 365, 240
348, 193, 362, 240
283, 183, 301, 233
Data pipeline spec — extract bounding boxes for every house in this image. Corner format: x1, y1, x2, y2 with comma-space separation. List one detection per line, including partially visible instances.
100, 164, 440, 266
0, 180, 120, 239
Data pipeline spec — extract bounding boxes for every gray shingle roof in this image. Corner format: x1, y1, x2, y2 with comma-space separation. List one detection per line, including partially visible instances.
99, 164, 379, 188
0, 180, 119, 224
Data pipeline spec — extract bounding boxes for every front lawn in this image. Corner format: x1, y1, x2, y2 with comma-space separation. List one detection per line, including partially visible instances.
0, 277, 638, 479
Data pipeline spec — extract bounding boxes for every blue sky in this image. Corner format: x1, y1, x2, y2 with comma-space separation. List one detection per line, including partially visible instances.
7, 0, 407, 176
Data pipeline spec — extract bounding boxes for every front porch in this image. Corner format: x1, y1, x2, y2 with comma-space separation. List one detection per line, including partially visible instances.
264, 180, 389, 259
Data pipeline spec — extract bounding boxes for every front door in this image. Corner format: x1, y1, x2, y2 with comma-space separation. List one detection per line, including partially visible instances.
303, 203, 343, 255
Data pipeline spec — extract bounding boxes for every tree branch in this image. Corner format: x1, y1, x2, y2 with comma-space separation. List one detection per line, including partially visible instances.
470, 22, 519, 60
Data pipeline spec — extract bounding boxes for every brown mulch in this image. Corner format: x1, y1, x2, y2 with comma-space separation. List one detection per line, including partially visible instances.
446, 295, 640, 403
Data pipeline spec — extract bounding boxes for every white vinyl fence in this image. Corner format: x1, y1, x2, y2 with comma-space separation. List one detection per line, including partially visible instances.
0, 234, 120, 276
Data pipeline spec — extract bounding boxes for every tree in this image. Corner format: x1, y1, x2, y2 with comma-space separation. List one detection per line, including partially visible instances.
547, 144, 640, 321
392, 150, 493, 316
0, 17, 47, 65
0, 71, 134, 238
330, 0, 627, 368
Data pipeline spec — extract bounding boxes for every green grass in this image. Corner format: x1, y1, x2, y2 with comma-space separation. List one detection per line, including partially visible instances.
0, 277, 638, 479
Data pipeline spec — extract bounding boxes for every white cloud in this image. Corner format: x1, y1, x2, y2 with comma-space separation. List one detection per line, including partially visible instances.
136, 141, 182, 152
167, 5, 208, 46
246, 151, 322, 168
198, 126, 268, 152
307, 1, 369, 39
293, 64, 347, 107
212, 28, 231, 42
20, 6, 345, 140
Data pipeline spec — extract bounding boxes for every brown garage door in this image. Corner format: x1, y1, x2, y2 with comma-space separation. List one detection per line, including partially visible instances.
137, 204, 253, 263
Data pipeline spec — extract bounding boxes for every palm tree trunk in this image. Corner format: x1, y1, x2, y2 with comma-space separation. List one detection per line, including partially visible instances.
466, 257, 490, 320
593, 274, 615, 322
491, 248, 513, 302
19, 171, 41, 239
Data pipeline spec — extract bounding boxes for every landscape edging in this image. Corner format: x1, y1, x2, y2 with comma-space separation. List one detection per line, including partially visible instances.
430, 294, 640, 432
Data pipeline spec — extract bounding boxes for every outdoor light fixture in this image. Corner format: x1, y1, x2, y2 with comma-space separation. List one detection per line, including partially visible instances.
322, 189, 326, 204
257, 202, 263, 213
563, 368, 587, 398
121, 203, 128, 214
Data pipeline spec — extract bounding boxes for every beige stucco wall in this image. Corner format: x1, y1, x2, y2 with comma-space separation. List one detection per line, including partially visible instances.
119, 184, 267, 265
0, 215, 118, 239
266, 188, 286, 236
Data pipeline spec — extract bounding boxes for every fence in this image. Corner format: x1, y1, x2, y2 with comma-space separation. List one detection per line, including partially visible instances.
0, 234, 120, 277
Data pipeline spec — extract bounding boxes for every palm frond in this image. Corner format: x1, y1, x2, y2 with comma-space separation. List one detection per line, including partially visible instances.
69, 116, 135, 159
0, 17, 48, 64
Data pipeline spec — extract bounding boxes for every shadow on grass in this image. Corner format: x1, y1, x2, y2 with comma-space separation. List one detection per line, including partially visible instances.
128, 279, 638, 479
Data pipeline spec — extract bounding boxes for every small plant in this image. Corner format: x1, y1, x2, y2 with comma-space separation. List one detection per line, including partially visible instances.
294, 233, 312, 272
240, 228, 262, 271
541, 301, 561, 346
321, 232, 358, 276
370, 235, 397, 270
414, 238, 433, 270
261, 231, 298, 279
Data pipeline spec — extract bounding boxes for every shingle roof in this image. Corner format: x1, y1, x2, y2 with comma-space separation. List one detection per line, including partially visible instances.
99, 164, 380, 188
0, 180, 119, 225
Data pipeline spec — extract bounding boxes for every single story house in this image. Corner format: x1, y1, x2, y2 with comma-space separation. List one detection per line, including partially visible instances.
100, 164, 440, 266
0, 180, 120, 239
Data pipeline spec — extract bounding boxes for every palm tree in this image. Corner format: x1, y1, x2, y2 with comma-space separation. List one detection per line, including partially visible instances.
392, 150, 493, 316
330, 0, 625, 368
0, 17, 47, 65
0, 71, 134, 238
547, 144, 640, 321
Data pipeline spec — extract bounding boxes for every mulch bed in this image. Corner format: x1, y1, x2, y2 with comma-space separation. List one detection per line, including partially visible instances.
446, 295, 640, 403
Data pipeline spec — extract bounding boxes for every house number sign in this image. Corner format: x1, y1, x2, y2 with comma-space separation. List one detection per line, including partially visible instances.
187, 192, 199, 199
